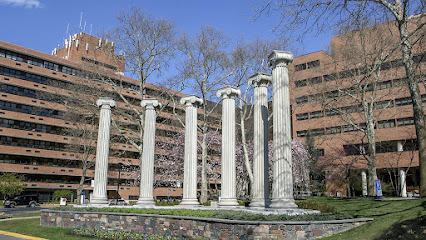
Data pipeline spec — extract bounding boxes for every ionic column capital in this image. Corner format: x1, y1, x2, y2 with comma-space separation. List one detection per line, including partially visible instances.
180, 95, 203, 107
249, 72, 272, 88
216, 86, 241, 99
141, 99, 161, 110
268, 50, 293, 68
96, 97, 116, 108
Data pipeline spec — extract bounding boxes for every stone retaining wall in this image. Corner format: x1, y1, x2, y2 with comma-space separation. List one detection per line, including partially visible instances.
40, 210, 372, 240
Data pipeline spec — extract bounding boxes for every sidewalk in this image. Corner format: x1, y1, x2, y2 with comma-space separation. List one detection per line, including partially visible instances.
0, 230, 47, 240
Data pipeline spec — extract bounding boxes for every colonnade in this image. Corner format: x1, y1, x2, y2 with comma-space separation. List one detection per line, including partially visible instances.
90, 50, 299, 209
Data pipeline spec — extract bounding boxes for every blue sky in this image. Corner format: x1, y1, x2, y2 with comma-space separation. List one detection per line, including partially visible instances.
0, 0, 333, 56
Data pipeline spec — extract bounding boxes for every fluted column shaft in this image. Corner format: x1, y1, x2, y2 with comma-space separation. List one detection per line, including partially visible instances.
91, 98, 116, 205
361, 171, 368, 196
217, 87, 241, 207
180, 96, 203, 206
269, 50, 297, 209
249, 73, 272, 208
400, 169, 407, 197
137, 99, 161, 206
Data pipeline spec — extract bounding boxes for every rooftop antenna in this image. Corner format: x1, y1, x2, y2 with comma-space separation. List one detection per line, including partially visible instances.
65, 23, 69, 42
90, 24, 93, 35
83, 21, 87, 32
79, 12, 83, 31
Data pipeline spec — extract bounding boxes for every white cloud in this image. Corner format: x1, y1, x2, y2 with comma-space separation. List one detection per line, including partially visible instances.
0, 0, 41, 8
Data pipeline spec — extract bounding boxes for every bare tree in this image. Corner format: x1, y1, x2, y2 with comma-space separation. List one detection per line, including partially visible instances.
91, 7, 183, 197
255, 0, 426, 195
314, 21, 404, 195
176, 26, 230, 203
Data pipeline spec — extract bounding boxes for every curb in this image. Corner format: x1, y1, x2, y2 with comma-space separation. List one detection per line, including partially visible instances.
0, 230, 47, 240
0, 216, 41, 222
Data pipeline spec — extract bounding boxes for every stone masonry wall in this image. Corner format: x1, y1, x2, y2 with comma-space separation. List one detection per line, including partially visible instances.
40, 210, 372, 240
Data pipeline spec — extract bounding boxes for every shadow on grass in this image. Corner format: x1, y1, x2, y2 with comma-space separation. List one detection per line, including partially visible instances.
375, 214, 426, 240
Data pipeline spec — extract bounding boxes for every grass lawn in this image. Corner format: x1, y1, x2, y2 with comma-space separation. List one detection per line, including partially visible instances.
10, 212, 41, 218
0, 218, 92, 240
0, 198, 424, 240
303, 197, 426, 240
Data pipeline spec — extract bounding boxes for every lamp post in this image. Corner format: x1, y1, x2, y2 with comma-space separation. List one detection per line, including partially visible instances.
116, 163, 123, 204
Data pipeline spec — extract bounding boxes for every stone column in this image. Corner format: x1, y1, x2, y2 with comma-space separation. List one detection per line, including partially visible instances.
137, 99, 161, 206
268, 50, 297, 209
400, 169, 407, 197
361, 171, 368, 197
180, 96, 203, 206
248, 73, 272, 209
91, 98, 116, 205
217, 86, 240, 207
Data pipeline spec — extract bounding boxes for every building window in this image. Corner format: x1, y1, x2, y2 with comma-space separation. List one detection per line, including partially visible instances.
343, 124, 357, 132
310, 111, 323, 119
325, 109, 339, 116
395, 97, 412, 106
380, 62, 391, 71
326, 90, 339, 99
295, 63, 307, 71
376, 80, 392, 90
307, 60, 320, 69
310, 128, 325, 136
397, 117, 414, 126
391, 59, 404, 68
375, 100, 393, 109
341, 105, 357, 114
297, 130, 308, 137
296, 96, 308, 104
295, 80, 307, 87
339, 70, 355, 78
296, 113, 309, 121
393, 78, 406, 87
326, 126, 341, 134
309, 76, 322, 85
378, 119, 395, 129
323, 73, 337, 81
309, 93, 323, 102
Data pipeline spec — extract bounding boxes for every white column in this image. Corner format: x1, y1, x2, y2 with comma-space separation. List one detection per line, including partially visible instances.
397, 141, 404, 152
91, 98, 116, 205
268, 50, 298, 209
217, 86, 241, 207
400, 169, 407, 197
361, 171, 367, 197
137, 99, 161, 206
248, 73, 272, 209
180, 96, 203, 206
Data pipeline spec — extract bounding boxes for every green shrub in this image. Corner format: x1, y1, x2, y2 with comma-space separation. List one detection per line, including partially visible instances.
155, 201, 180, 206
201, 201, 211, 206
53, 190, 72, 200
57, 206, 351, 221
295, 200, 337, 213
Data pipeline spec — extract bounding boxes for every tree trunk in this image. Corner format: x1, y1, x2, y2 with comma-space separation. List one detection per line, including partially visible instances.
200, 131, 208, 203
239, 108, 254, 195
397, 20, 426, 196
366, 121, 378, 196
76, 164, 87, 204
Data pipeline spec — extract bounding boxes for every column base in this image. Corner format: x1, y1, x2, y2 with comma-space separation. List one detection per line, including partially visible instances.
136, 197, 155, 206
90, 197, 108, 205
218, 198, 240, 207
269, 198, 298, 209
180, 198, 200, 206
249, 198, 271, 209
